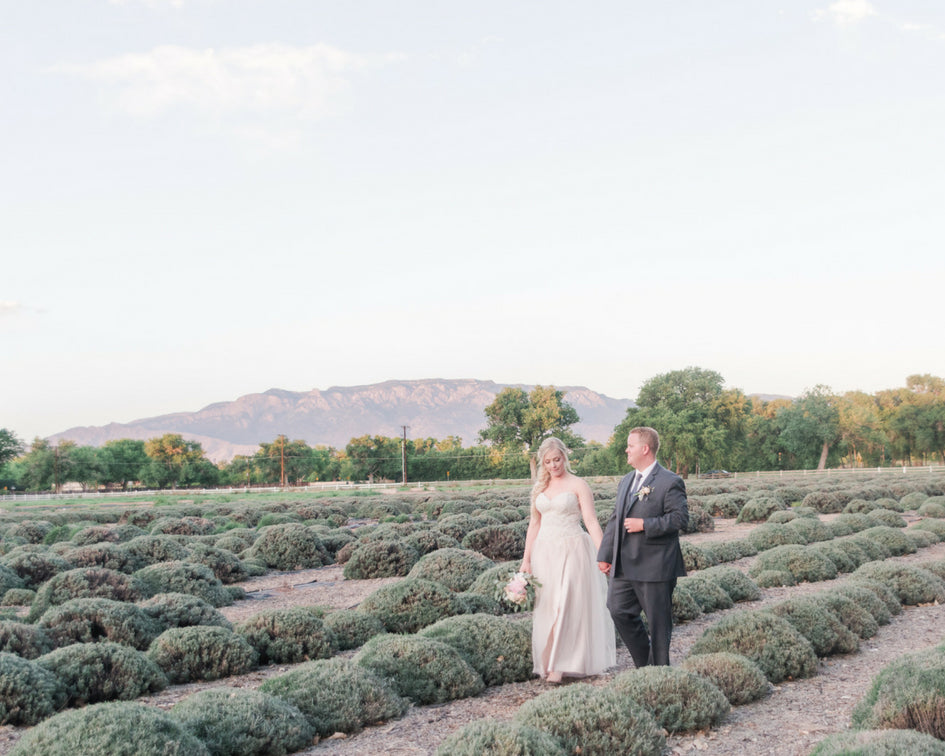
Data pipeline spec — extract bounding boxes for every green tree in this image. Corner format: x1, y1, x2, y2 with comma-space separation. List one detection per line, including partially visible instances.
878, 375, 945, 465
403, 437, 450, 482
51, 440, 82, 492
99, 439, 149, 487
877, 386, 916, 465
254, 436, 324, 486
220, 454, 258, 487
0, 428, 24, 489
479, 386, 582, 478
836, 391, 887, 467
12, 437, 55, 491
610, 367, 741, 477
904, 374, 945, 465
12, 438, 85, 492
777, 385, 840, 470
0, 428, 24, 467
305, 445, 341, 482
344, 435, 402, 482
707, 387, 752, 468
431, 441, 521, 481
740, 396, 793, 470
435, 435, 465, 453
66, 444, 106, 490
573, 441, 621, 476
141, 434, 217, 488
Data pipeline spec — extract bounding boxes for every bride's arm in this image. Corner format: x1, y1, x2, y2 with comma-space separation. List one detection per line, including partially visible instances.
520, 501, 541, 573
576, 478, 604, 551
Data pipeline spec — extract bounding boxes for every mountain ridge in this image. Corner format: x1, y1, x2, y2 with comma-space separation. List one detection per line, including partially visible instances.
48, 378, 635, 461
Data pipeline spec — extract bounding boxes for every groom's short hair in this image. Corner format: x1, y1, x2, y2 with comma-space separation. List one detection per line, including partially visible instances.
629, 426, 660, 456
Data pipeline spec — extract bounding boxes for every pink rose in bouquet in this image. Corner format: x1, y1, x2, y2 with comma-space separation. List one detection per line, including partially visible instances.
495, 570, 539, 612
504, 572, 529, 605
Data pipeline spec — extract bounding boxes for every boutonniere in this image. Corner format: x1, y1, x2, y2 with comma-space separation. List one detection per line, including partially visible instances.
633, 486, 652, 501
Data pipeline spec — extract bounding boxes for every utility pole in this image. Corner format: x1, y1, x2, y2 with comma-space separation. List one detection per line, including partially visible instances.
280, 435, 286, 489
401, 426, 409, 485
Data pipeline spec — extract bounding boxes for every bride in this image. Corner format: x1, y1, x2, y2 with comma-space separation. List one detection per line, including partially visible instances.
520, 437, 616, 683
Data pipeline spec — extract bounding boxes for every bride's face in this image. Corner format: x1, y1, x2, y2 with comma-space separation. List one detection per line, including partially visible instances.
543, 450, 566, 478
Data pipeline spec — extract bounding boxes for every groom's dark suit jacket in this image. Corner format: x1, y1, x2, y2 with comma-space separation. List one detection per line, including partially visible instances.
597, 463, 688, 585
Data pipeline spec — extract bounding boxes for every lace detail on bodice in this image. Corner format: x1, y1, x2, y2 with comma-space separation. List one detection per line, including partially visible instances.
536, 491, 583, 538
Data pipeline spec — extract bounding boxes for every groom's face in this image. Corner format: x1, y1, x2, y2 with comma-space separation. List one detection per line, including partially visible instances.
626, 433, 648, 470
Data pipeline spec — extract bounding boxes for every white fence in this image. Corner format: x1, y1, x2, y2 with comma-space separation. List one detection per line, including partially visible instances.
0, 481, 404, 505
0, 478, 531, 505
1, 466, 942, 505
724, 465, 944, 480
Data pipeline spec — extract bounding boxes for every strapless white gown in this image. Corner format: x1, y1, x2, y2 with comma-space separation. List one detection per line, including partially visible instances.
531, 491, 616, 677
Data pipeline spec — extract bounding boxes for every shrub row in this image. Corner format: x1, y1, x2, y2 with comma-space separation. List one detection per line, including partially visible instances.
688, 560, 945, 688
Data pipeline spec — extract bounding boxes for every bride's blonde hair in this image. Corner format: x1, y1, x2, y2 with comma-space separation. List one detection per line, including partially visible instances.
530, 437, 573, 504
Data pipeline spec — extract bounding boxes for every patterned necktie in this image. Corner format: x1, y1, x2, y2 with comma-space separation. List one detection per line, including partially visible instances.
616, 472, 642, 569
620, 472, 641, 525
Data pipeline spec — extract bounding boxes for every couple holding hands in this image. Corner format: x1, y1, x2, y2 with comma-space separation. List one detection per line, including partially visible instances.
520, 427, 689, 682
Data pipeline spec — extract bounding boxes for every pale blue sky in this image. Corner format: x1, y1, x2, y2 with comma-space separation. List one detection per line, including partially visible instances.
3, 0, 944, 443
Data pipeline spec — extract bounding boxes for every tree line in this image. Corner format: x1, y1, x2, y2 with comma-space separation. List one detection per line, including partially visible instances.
2, 369, 943, 493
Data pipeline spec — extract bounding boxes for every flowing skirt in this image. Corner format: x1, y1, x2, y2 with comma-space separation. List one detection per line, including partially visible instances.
531, 528, 616, 677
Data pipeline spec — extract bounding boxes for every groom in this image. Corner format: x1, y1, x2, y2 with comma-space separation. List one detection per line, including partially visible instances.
597, 426, 688, 667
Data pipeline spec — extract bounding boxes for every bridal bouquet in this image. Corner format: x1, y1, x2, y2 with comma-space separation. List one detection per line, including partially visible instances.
495, 570, 540, 612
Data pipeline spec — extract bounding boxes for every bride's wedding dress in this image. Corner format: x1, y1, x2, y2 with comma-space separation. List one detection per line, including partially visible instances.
531, 491, 616, 677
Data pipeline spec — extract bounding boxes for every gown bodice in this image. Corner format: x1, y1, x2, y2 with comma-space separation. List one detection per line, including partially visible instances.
536, 491, 583, 538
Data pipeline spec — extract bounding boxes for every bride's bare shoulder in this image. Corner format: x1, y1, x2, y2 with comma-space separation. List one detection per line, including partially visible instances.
569, 473, 593, 494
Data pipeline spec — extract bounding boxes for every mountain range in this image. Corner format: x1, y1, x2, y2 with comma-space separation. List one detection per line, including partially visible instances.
48, 379, 635, 461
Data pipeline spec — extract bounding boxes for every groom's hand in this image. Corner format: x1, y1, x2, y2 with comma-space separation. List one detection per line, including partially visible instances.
624, 517, 644, 533
598, 561, 611, 575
